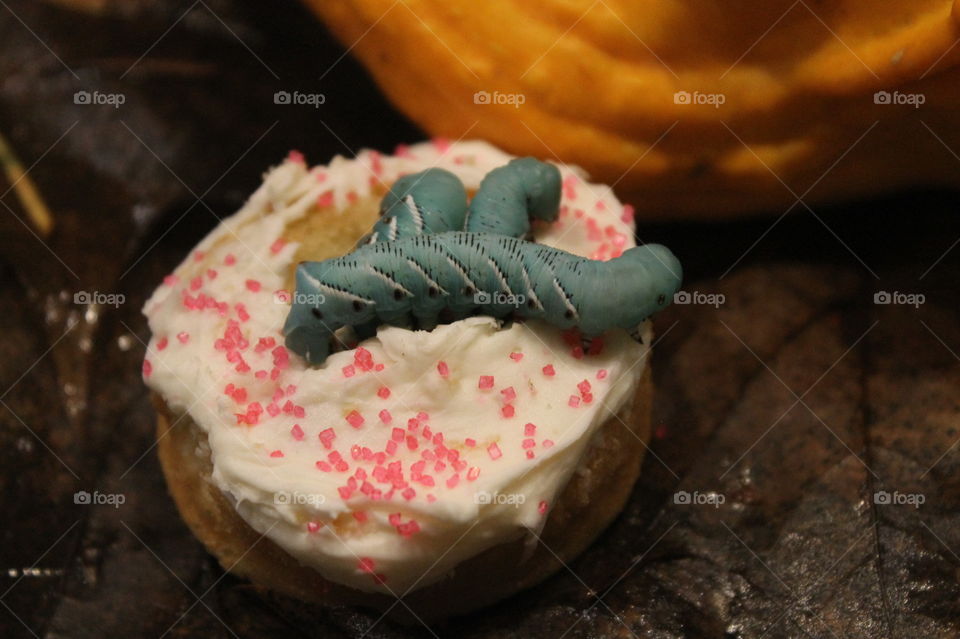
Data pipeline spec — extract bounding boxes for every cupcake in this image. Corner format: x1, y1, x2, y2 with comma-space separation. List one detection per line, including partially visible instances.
143, 140, 681, 620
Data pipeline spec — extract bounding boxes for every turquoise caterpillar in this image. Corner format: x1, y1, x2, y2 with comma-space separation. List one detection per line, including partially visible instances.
284, 158, 682, 365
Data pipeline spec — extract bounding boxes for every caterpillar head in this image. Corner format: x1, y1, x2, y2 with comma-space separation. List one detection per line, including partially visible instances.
578, 244, 682, 336
284, 264, 376, 365
283, 297, 334, 366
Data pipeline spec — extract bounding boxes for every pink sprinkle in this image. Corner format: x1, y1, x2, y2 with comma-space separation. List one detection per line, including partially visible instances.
501, 405, 515, 418
542, 439, 555, 448
406, 435, 418, 451
377, 386, 391, 399
437, 361, 450, 378
245, 279, 261, 292
306, 521, 321, 533
397, 520, 421, 537
287, 150, 305, 164
156, 337, 168, 351
193, 251, 205, 262
317, 191, 334, 207
524, 423, 536, 436
542, 365, 556, 377
270, 238, 287, 254
206, 268, 218, 280
289, 424, 304, 441
487, 442, 502, 460
392, 427, 405, 442
467, 466, 480, 481
269, 450, 284, 458
538, 500, 548, 515
163, 274, 178, 286
346, 410, 364, 428
357, 557, 375, 574
379, 409, 392, 424
509, 352, 524, 362
142, 359, 152, 378
353, 511, 368, 523
342, 365, 356, 378
402, 487, 416, 500
224, 253, 237, 266
568, 395, 581, 408
571, 346, 584, 359
500, 387, 516, 402
190, 276, 202, 291
577, 380, 592, 395
446, 474, 460, 489
526, 450, 535, 459
597, 369, 608, 380
523, 438, 536, 449
176, 332, 190, 344
621, 204, 635, 224
582, 393, 593, 404
478, 375, 494, 390
464, 438, 476, 447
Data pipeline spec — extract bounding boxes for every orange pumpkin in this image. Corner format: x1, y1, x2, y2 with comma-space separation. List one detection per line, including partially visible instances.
304, 0, 960, 218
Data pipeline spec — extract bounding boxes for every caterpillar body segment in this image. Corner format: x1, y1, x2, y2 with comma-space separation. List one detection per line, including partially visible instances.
357, 168, 468, 246
464, 157, 562, 238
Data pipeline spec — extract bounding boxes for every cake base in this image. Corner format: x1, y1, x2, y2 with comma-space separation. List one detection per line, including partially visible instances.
154, 366, 651, 623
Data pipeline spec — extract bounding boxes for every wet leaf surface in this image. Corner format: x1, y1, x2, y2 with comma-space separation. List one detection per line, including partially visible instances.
1, 1, 959, 637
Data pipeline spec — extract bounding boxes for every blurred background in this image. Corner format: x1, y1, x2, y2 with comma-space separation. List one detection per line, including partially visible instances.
1, 1, 959, 637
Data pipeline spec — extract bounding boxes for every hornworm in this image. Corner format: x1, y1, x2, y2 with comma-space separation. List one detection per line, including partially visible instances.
284, 232, 682, 365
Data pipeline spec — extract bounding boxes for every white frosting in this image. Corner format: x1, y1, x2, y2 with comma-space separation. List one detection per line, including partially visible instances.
143, 140, 650, 594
